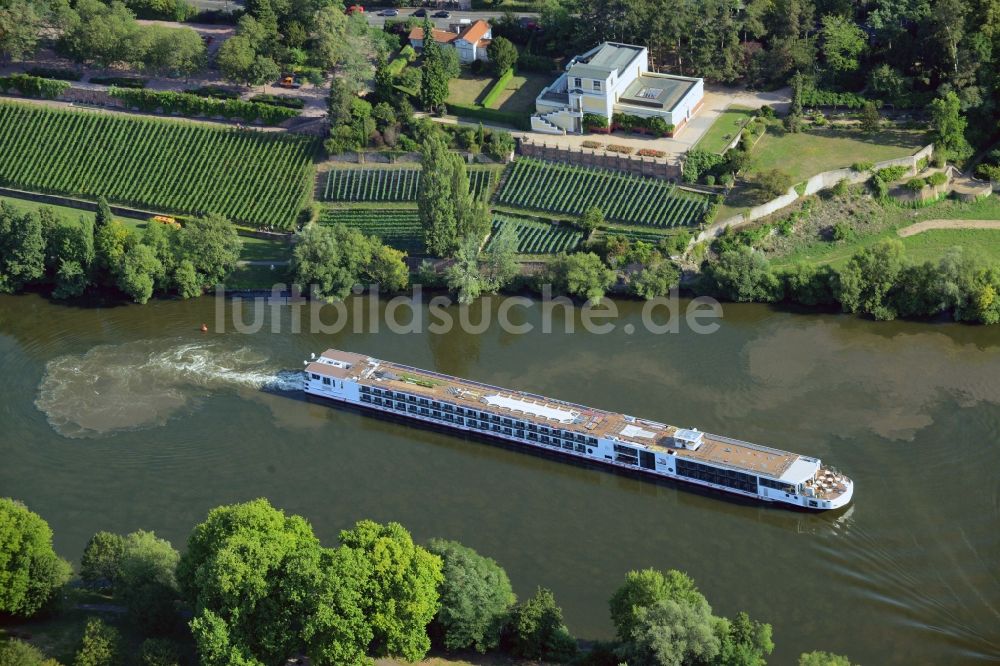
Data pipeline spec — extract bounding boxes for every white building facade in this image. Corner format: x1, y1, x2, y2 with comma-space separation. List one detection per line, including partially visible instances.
533, 42, 704, 135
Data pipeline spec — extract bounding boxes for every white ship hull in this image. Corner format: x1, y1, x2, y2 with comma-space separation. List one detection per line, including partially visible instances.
303, 361, 854, 512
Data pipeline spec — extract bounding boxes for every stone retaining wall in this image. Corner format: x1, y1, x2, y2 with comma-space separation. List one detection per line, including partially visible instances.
518, 139, 681, 180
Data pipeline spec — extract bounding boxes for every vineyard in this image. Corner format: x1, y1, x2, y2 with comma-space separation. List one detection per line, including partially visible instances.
0, 101, 317, 228
320, 167, 497, 202
486, 215, 583, 254
495, 158, 709, 227
319, 207, 425, 254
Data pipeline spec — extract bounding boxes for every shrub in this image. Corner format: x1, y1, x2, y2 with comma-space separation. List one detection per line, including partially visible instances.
704, 174, 716, 186
91, 76, 147, 88
851, 161, 874, 173
903, 177, 926, 191
636, 148, 666, 158
582, 113, 608, 131
756, 169, 793, 199
110, 88, 298, 125
801, 85, 872, 109
444, 103, 530, 130
582, 140, 603, 149
926, 171, 948, 187
517, 53, 556, 72
185, 85, 239, 99
832, 178, 849, 196
683, 149, 726, 183
0, 74, 69, 99
27, 66, 82, 81
976, 164, 1000, 181
74, 618, 122, 666
757, 105, 776, 119
399, 44, 417, 62
873, 165, 909, 183
610, 112, 672, 136
606, 144, 633, 154
503, 587, 577, 662
831, 221, 854, 241
249, 94, 305, 109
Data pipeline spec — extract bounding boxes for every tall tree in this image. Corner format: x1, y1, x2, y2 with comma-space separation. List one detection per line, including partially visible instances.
0, 498, 72, 618
929, 91, 973, 163
0, 202, 45, 293
426, 539, 515, 653
479, 223, 519, 293
337, 520, 443, 662
445, 235, 485, 304
419, 20, 451, 110
418, 134, 458, 256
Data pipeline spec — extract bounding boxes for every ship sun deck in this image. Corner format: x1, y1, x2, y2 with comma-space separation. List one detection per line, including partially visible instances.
308, 350, 809, 483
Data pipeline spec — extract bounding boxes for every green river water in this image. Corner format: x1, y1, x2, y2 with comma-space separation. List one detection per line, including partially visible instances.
1, 291, 998, 664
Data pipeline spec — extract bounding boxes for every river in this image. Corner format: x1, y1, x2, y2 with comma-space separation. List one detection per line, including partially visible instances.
1, 291, 998, 664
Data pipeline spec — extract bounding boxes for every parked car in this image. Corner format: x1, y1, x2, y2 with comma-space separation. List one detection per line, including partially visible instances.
378, 8, 398, 15
346, 4, 364, 14
432, 10, 450, 17
411, 8, 426, 16
277, 75, 302, 89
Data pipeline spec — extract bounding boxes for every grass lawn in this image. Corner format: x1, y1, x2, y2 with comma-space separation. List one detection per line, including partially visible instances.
749, 124, 927, 183
490, 73, 550, 114
447, 72, 550, 115
695, 105, 755, 154
769, 195, 1000, 270
239, 235, 292, 262
448, 73, 494, 106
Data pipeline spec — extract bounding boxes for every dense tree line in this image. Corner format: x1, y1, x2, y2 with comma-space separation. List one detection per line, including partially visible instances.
499, 0, 999, 150
702, 238, 1000, 324
0, 198, 241, 303
1, 497, 858, 666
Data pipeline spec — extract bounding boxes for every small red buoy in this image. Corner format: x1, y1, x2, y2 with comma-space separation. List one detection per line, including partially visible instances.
200, 323, 208, 333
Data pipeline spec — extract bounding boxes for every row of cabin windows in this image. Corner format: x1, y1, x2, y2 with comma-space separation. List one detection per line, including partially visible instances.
359, 396, 599, 452
357, 385, 598, 444
675, 458, 758, 493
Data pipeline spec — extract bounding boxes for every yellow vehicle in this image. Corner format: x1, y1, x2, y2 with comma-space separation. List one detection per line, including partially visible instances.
152, 215, 181, 229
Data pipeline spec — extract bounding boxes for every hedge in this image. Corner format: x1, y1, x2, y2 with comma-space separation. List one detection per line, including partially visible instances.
387, 56, 408, 76
517, 53, 556, 72
249, 93, 305, 109
800, 85, 875, 110
26, 67, 82, 81
445, 103, 531, 130
109, 88, 299, 125
186, 85, 240, 100
91, 76, 148, 88
480, 68, 514, 108
0, 74, 70, 99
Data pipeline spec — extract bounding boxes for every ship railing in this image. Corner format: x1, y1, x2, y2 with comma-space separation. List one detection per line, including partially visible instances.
706, 431, 811, 460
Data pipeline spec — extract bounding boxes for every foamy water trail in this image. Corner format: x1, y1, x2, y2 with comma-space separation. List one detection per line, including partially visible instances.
36, 340, 302, 438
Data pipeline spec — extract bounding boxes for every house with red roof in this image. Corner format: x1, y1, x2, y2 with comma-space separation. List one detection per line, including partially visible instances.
409, 20, 492, 64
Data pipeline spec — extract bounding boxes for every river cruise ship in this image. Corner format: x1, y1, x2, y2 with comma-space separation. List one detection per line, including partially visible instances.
304, 349, 854, 510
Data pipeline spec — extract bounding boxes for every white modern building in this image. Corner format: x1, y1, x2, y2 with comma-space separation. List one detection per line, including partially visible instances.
533, 42, 704, 135
409, 19, 492, 64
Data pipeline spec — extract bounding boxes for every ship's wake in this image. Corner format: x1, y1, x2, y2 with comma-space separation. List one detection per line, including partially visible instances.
35, 340, 302, 438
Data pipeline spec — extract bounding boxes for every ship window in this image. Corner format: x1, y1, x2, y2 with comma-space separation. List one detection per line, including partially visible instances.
575, 444, 586, 453
408, 396, 416, 402
587, 448, 593, 454
541, 436, 550, 443
491, 415, 500, 423
433, 410, 441, 417
311, 373, 320, 379
361, 395, 371, 403
563, 442, 574, 450
588, 437, 597, 445
360, 386, 370, 393
395, 403, 405, 411
504, 427, 512, 435
432, 401, 441, 408
420, 408, 429, 415
529, 424, 538, 431
323, 377, 331, 385
809, 500, 818, 507
456, 417, 464, 425
528, 433, 538, 440
480, 411, 489, 419
516, 429, 524, 437
408, 405, 417, 412
492, 425, 501, 432
503, 418, 512, 425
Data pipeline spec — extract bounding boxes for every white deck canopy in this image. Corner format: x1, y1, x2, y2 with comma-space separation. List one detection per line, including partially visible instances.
483, 394, 579, 423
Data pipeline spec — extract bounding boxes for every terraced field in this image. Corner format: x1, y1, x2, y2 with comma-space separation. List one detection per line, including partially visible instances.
319, 207, 425, 254
320, 168, 497, 202
486, 214, 583, 254
0, 100, 317, 228
495, 158, 709, 227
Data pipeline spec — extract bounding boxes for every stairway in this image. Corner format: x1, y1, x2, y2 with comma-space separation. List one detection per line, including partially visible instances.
531, 108, 569, 135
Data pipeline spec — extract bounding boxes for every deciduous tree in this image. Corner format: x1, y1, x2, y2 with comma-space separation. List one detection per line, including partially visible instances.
0, 498, 71, 617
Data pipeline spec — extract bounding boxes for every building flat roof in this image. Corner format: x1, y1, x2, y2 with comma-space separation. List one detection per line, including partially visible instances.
618, 73, 697, 112
312, 349, 821, 484
569, 42, 644, 78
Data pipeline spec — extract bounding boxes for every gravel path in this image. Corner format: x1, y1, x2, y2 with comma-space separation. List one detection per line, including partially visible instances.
897, 219, 1000, 237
